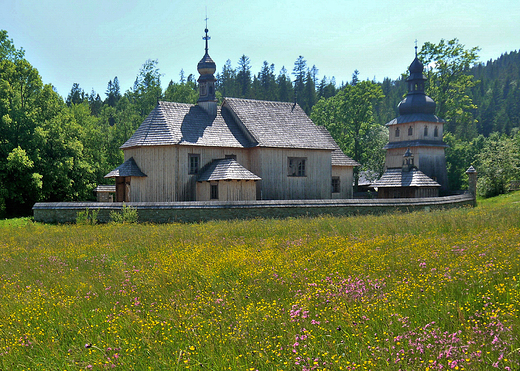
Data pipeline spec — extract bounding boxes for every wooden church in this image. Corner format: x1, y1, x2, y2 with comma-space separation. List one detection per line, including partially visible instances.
105, 28, 359, 202
371, 49, 448, 198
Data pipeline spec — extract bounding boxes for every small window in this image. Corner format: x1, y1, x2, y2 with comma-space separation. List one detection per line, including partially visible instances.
408, 126, 413, 136
395, 128, 400, 137
331, 177, 340, 193
210, 183, 219, 200
424, 126, 428, 136
189, 154, 200, 174
434, 126, 439, 137
199, 84, 207, 97
288, 157, 306, 177
225, 154, 237, 160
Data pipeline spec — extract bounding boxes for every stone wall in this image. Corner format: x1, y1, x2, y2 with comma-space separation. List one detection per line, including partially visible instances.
33, 194, 475, 224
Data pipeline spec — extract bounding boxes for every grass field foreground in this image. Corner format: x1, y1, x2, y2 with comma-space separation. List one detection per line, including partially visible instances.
0, 193, 519, 370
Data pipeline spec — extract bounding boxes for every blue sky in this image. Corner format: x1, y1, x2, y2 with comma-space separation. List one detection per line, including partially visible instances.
2, 0, 519, 99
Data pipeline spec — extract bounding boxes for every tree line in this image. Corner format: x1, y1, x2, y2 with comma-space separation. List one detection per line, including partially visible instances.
1, 29, 519, 217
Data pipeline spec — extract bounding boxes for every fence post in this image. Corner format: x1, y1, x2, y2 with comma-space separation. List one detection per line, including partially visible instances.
466, 166, 477, 204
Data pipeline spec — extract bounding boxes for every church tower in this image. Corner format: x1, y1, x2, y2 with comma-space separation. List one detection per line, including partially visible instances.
197, 26, 217, 116
383, 47, 449, 190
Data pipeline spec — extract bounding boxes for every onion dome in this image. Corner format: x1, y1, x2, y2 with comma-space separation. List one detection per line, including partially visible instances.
398, 52, 436, 116
197, 26, 217, 112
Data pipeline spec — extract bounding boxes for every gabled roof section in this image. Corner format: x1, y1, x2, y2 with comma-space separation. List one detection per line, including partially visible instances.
316, 126, 360, 167
197, 159, 261, 182
223, 98, 336, 150
121, 101, 253, 149
104, 157, 147, 178
370, 168, 440, 188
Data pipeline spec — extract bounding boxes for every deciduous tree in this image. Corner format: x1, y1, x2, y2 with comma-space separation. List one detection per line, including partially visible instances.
311, 80, 384, 187
419, 38, 480, 140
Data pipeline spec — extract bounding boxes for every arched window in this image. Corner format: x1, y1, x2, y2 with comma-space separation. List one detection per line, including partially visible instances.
434, 126, 439, 137
424, 126, 428, 136
395, 128, 400, 137
408, 126, 413, 136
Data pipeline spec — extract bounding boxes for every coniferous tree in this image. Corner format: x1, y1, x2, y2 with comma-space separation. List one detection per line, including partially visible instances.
292, 55, 307, 105
66, 83, 86, 106
277, 66, 293, 102
236, 55, 252, 98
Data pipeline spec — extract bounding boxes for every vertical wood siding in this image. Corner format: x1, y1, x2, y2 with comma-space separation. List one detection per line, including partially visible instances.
126, 146, 251, 202
196, 180, 257, 201
332, 166, 354, 199
251, 148, 332, 200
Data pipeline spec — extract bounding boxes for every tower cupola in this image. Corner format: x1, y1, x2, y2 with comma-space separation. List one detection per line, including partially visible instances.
197, 26, 217, 116
398, 46, 437, 116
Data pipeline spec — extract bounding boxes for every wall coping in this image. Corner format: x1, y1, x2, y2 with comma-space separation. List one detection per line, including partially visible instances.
33, 194, 473, 211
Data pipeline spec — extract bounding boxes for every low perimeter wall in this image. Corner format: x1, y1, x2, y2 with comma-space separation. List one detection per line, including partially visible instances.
33, 194, 475, 224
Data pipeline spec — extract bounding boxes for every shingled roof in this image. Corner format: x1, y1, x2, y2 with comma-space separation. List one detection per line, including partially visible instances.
121, 102, 253, 149
316, 126, 360, 167
104, 157, 147, 178
386, 113, 445, 126
370, 168, 440, 188
197, 159, 261, 182
222, 98, 337, 150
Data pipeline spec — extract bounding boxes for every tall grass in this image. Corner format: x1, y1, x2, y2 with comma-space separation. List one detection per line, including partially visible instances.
0, 192, 519, 370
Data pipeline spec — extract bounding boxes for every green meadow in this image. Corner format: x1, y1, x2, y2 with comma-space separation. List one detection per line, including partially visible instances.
1, 193, 519, 370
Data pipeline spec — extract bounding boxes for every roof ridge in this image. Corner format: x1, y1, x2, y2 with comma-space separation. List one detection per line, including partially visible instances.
224, 97, 296, 106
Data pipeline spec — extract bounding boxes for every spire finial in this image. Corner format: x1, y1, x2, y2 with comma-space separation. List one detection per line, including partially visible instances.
203, 9, 210, 54
414, 39, 418, 57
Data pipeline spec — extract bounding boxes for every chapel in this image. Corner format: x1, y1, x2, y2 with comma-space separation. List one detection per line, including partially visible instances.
104, 28, 358, 202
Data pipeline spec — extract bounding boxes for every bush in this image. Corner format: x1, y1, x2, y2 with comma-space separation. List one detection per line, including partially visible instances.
109, 204, 138, 223
76, 208, 99, 225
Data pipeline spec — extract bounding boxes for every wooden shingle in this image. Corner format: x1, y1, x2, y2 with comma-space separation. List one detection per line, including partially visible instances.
197, 159, 261, 182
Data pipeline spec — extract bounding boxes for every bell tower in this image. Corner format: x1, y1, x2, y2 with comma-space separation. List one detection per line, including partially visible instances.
197, 25, 217, 116
383, 45, 449, 190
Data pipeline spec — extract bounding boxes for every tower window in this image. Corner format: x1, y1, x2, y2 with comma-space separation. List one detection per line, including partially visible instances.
395, 128, 400, 137
199, 84, 207, 96
408, 126, 413, 136
434, 126, 439, 137
424, 126, 428, 136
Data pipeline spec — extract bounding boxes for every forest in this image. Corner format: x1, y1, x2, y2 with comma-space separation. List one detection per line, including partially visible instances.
1, 30, 519, 217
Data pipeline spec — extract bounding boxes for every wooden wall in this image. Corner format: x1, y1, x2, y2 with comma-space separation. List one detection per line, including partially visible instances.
388, 121, 444, 143
332, 166, 354, 199
196, 180, 257, 201
126, 145, 334, 202
251, 148, 332, 200
125, 146, 251, 202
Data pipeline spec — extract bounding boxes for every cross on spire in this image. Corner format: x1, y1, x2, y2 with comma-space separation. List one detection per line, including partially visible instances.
203, 11, 210, 54
415, 39, 418, 57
